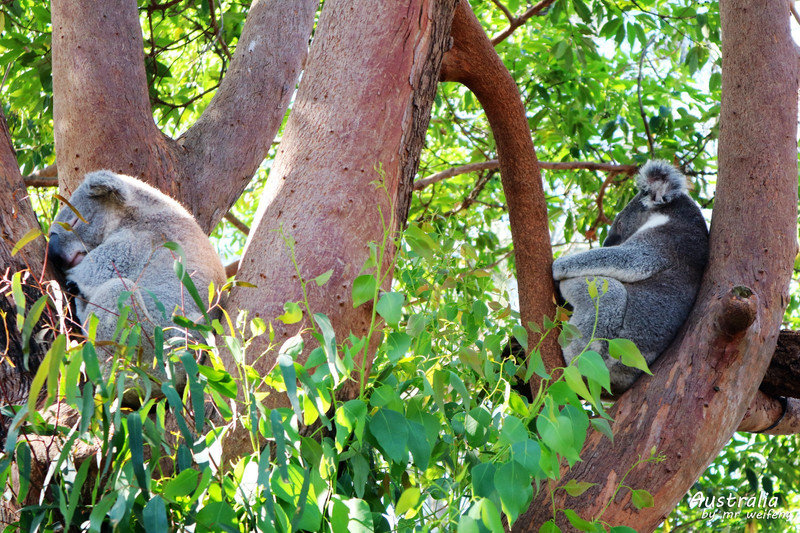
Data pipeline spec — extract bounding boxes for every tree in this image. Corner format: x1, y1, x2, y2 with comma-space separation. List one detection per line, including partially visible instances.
2, 0, 800, 531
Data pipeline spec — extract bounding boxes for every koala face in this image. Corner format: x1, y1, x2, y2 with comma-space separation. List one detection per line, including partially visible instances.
48, 171, 127, 271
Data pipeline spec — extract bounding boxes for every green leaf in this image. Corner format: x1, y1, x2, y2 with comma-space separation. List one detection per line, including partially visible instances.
499, 416, 527, 446
562, 479, 596, 497
313, 313, 343, 384
631, 489, 655, 509
562, 509, 601, 532
329, 495, 373, 533
608, 338, 651, 374
12, 227, 41, 256
540, 520, 562, 533
195, 501, 238, 532
352, 274, 377, 308
162, 469, 200, 502
479, 498, 505, 533
335, 399, 367, 451
27, 334, 64, 415
21, 294, 48, 366
510, 439, 543, 478
88, 494, 117, 533
313, 269, 334, 286
495, 461, 533, 525
562, 365, 598, 410
128, 413, 148, 494
277, 301, 303, 324
536, 414, 579, 463
197, 365, 237, 399
384, 331, 412, 363
512, 324, 529, 351
576, 350, 611, 393
404, 224, 438, 261
406, 313, 427, 337
407, 421, 432, 470
395, 487, 421, 518
465, 406, 492, 447
471, 462, 498, 500
591, 418, 614, 441
142, 496, 168, 532
368, 408, 409, 464
375, 291, 404, 326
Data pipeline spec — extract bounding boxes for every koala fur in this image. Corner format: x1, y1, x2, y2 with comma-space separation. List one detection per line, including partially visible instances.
48, 170, 226, 399
552, 160, 709, 396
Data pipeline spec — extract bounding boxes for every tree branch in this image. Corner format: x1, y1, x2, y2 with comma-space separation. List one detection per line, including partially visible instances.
441, 0, 561, 395
738, 391, 800, 434
223, 212, 250, 235
490, 0, 557, 46
52, 0, 172, 192
414, 159, 638, 190
638, 36, 656, 157
178, 0, 318, 232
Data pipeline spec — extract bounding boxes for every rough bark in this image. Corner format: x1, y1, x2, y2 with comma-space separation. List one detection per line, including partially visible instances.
761, 330, 800, 398
0, 111, 55, 409
738, 391, 800, 435
222, 0, 457, 461
0, 110, 55, 525
51, 0, 317, 232
516, 0, 798, 530
440, 0, 562, 393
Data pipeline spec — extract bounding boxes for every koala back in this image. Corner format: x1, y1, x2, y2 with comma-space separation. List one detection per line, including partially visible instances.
50, 170, 226, 312
604, 160, 708, 277
554, 160, 709, 395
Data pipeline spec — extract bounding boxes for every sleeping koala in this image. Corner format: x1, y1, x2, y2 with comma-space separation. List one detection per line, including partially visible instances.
553, 160, 709, 396
48, 170, 226, 400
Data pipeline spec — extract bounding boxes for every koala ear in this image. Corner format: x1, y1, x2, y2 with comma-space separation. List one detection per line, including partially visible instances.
83, 170, 130, 205
636, 160, 687, 206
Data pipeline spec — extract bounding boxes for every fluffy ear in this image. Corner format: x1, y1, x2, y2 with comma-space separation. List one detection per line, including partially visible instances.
83, 170, 130, 204
636, 160, 687, 206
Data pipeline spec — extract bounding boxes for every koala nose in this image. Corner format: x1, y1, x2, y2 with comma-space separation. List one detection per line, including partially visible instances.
603, 233, 622, 247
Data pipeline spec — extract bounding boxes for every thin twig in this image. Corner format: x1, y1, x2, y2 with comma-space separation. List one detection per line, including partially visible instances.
224, 212, 250, 235
491, 0, 558, 46
414, 160, 639, 190
638, 36, 657, 157
490, 0, 515, 23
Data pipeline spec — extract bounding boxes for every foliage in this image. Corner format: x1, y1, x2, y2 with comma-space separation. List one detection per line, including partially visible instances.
2, 219, 663, 532
1, 0, 799, 532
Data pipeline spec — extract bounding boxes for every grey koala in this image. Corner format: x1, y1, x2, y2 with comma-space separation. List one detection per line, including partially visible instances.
48, 170, 226, 399
552, 160, 709, 396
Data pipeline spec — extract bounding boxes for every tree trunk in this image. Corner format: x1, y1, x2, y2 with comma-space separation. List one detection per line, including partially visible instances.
0, 111, 55, 412
51, 0, 317, 232
222, 0, 458, 461
516, 0, 798, 530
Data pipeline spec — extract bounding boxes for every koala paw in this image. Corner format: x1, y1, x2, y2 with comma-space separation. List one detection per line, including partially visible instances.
65, 279, 81, 296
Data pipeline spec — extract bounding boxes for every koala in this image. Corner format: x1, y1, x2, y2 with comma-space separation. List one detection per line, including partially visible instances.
48, 170, 226, 400
552, 160, 709, 396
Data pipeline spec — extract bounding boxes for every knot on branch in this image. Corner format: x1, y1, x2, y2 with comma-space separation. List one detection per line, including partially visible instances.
719, 286, 757, 336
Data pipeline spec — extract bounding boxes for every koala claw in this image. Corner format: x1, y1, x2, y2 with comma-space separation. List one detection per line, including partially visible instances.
65, 279, 81, 296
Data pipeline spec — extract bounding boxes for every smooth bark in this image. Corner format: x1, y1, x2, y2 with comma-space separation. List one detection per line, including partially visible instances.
516, 0, 798, 530
440, 0, 562, 394
223, 0, 458, 461
51, 0, 317, 232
